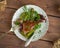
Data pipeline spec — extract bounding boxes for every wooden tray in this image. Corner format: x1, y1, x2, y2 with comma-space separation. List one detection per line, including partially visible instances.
0, 0, 60, 48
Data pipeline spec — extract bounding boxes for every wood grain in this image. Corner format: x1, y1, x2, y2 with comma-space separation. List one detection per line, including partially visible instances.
6, 0, 60, 17
0, 33, 53, 48
0, 0, 60, 48
42, 16, 60, 41
0, 8, 16, 33
0, 8, 60, 42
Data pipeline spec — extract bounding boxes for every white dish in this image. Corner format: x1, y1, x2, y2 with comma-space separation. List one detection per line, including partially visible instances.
12, 5, 49, 41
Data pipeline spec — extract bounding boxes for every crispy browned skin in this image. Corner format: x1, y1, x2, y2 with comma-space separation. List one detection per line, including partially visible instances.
23, 21, 36, 34
20, 14, 45, 34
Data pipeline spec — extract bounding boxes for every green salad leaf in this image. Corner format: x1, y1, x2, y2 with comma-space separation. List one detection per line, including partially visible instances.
20, 31, 27, 37
19, 6, 42, 39
26, 29, 34, 39
34, 23, 41, 30
26, 23, 41, 39
14, 21, 20, 25
20, 6, 40, 21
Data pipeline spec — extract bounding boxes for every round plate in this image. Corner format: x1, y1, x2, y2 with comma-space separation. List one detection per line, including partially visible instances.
12, 5, 49, 41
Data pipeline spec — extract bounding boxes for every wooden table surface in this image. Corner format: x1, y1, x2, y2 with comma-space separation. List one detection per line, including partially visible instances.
0, 0, 60, 48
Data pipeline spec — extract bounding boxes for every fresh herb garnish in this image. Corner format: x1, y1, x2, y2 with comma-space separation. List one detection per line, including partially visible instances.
14, 21, 20, 25
26, 29, 34, 39
25, 23, 41, 39
15, 6, 42, 39
20, 31, 27, 37
34, 23, 41, 30
20, 6, 40, 21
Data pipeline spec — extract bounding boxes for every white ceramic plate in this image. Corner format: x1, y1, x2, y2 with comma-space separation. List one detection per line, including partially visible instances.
12, 5, 49, 41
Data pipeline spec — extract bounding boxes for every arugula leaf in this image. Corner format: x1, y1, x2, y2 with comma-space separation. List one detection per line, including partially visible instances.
26, 29, 34, 39
20, 12, 26, 20
14, 21, 20, 25
20, 31, 27, 37
21, 6, 40, 21
26, 23, 41, 39
29, 8, 40, 21
30, 8, 34, 21
34, 11, 40, 21
34, 23, 41, 30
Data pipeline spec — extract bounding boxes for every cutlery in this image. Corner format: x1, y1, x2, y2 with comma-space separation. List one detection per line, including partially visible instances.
25, 32, 36, 47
